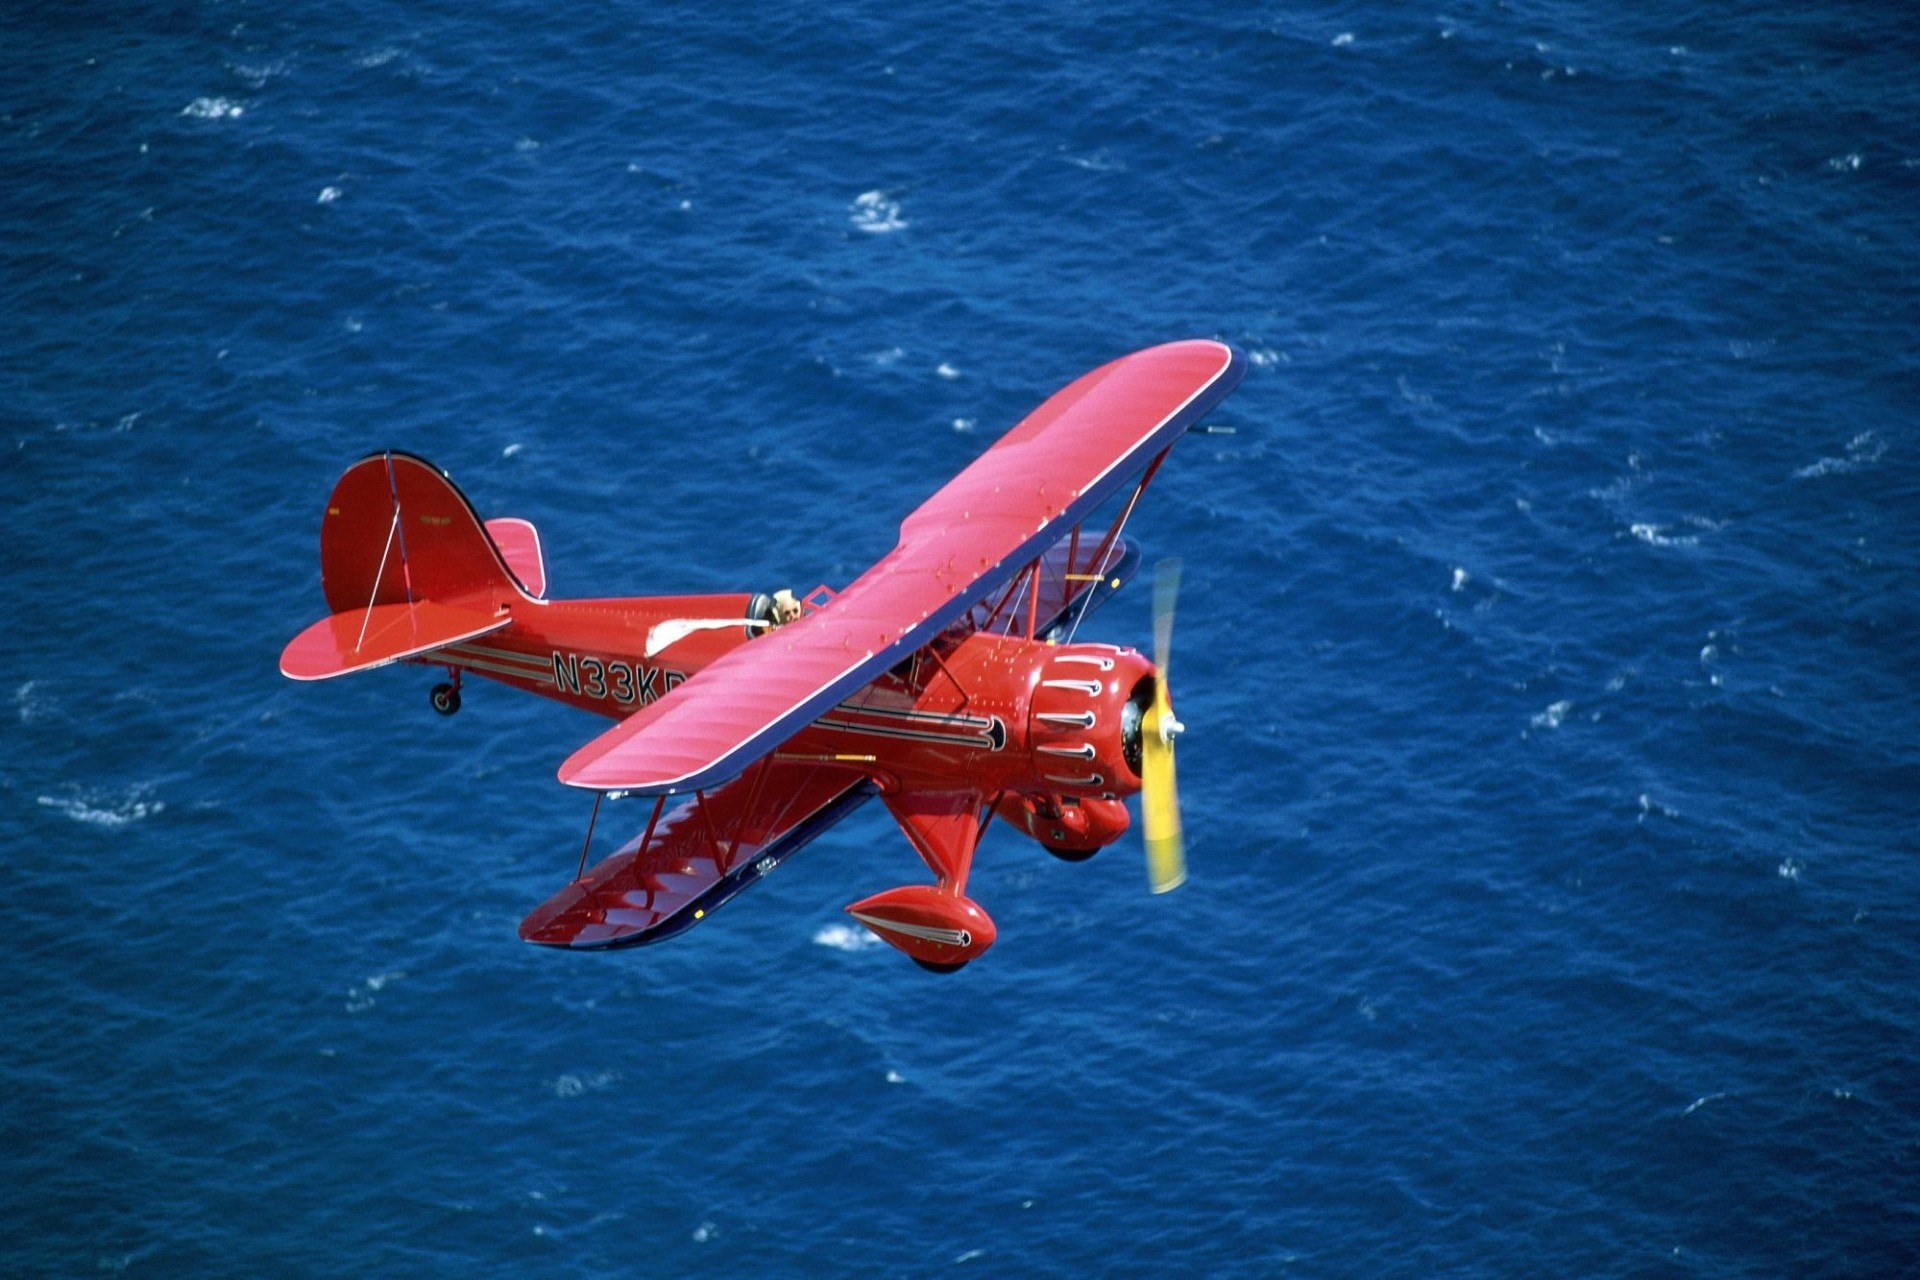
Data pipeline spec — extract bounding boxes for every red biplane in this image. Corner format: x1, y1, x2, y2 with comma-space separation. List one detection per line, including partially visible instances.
282, 340, 1244, 970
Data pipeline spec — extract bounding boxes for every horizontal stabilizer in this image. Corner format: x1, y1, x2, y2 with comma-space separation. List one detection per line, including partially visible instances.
280, 601, 510, 681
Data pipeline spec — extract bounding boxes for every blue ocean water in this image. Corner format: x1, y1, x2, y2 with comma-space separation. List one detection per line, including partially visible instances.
6, 2, 1918, 1274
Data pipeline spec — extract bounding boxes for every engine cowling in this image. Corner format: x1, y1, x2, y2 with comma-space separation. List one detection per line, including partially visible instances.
1024, 644, 1156, 801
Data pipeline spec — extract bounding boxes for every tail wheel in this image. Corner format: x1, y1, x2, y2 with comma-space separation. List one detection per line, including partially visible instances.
429, 682, 461, 716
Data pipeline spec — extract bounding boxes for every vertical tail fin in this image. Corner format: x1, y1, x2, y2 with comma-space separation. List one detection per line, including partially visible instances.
282, 453, 537, 681
318, 452, 536, 615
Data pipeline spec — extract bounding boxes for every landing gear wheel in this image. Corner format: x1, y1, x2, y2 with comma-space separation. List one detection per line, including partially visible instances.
429, 682, 461, 716
1044, 844, 1099, 863
912, 958, 968, 975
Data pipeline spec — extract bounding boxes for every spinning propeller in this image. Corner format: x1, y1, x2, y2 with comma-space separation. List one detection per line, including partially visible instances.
1142, 559, 1186, 894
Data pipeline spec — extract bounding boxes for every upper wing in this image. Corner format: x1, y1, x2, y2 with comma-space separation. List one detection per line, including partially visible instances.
559, 339, 1244, 794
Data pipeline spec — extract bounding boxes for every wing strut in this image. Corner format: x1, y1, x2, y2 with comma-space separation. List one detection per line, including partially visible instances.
925, 644, 973, 706
575, 791, 667, 883
979, 562, 1033, 635
575, 790, 604, 881
726, 757, 775, 863
1062, 447, 1169, 644
1089, 448, 1168, 570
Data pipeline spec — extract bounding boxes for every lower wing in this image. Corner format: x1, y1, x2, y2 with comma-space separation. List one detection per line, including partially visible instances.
519, 760, 875, 949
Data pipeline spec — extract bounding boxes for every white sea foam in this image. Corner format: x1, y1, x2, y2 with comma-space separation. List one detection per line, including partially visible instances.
502, 443, 523, 458
849, 190, 907, 234
692, 1222, 717, 1243
1629, 523, 1697, 548
885, 1068, 906, 1084
1681, 1092, 1725, 1116
935, 361, 961, 380
354, 47, 401, 69
1450, 567, 1469, 592
1061, 150, 1124, 172
951, 417, 976, 433
1778, 858, 1803, 881
1793, 431, 1884, 479
812, 923, 883, 952
230, 60, 286, 89
1637, 793, 1678, 824
1530, 700, 1572, 730
1332, 32, 1355, 47
1825, 152, 1862, 172
548, 1069, 619, 1098
317, 185, 342, 204
16, 680, 44, 723
182, 97, 244, 120
37, 788, 164, 828
345, 969, 408, 1013
112, 207, 155, 242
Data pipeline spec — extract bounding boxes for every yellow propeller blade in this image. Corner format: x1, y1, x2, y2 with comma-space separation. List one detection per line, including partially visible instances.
1142, 707, 1185, 893
1143, 559, 1185, 894
1152, 558, 1180, 680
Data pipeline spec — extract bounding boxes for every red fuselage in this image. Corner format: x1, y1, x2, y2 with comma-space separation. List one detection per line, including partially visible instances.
428, 594, 1153, 847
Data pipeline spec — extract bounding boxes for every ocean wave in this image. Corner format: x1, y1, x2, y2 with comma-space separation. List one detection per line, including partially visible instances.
1794, 431, 1884, 479
228, 60, 287, 89
1530, 700, 1572, 730
849, 190, 906, 234
1628, 522, 1698, 547
36, 788, 164, 828
181, 97, 245, 121
548, 1069, 620, 1098
344, 969, 407, 1013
